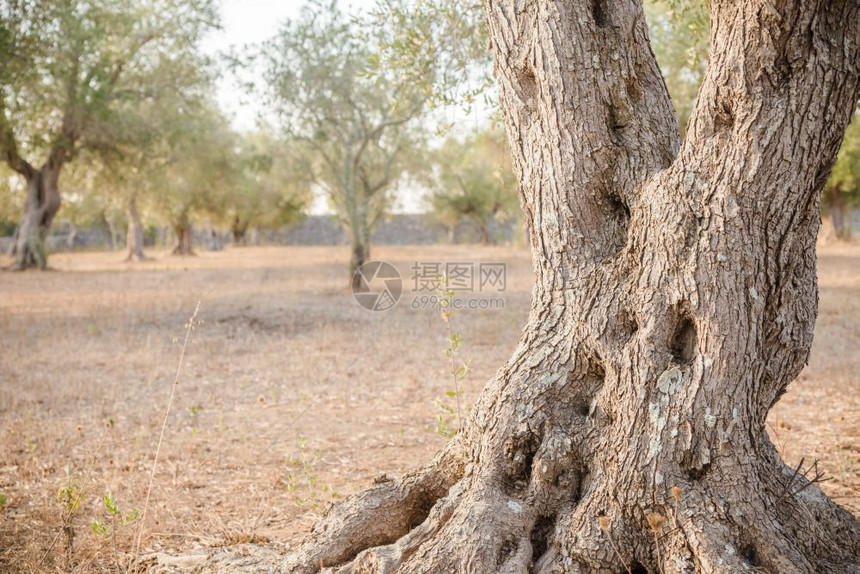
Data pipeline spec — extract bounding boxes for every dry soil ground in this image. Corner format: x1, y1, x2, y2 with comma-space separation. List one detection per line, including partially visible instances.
0, 244, 857, 572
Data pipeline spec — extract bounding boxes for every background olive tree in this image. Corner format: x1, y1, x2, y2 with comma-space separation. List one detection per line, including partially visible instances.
219, 133, 311, 246
0, 0, 217, 268
259, 0, 426, 288
428, 127, 518, 244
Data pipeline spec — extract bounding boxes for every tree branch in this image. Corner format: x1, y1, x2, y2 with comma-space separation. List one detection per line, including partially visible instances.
486, 0, 679, 262
0, 95, 35, 178
678, 1, 860, 212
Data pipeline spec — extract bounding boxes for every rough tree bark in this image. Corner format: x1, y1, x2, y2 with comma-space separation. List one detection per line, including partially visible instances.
125, 191, 149, 261
172, 212, 194, 256
9, 161, 62, 269
286, 1, 860, 572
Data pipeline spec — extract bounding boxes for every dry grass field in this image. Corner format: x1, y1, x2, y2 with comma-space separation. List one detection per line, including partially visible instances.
0, 244, 857, 572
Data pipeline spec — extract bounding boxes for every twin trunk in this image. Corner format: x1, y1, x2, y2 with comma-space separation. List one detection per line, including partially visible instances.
286, 0, 860, 572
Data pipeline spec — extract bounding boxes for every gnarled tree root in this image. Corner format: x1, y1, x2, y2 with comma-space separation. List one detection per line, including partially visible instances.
284, 418, 859, 573
284, 439, 467, 573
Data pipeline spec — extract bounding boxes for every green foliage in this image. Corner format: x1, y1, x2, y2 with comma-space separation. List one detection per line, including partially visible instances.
57, 472, 84, 516
829, 110, 860, 205
283, 439, 337, 509
0, 172, 24, 235
145, 102, 238, 233
91, 491, 138, 535
428, 127, 518, 244
220, 132, 312, 239
0, 0, 218, 165
429, 274, 471, 438
0, 0, 218, 260
365, 0, 492, 110
57, 467, 85, 561
644, 0, 710, 131
61, 159, 126, 230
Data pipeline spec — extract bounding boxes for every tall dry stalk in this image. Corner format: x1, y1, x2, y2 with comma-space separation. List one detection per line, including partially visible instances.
131, 301, 200, 570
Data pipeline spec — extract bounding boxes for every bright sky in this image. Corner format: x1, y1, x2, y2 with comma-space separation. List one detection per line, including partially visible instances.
202, 0, 376, 132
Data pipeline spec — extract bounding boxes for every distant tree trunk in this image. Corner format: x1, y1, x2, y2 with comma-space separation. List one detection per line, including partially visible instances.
231, 215, 249, 245
125, 192, 148, 261
172, 212, 194, 256
287, 1, 860, 572
828, 183, 849, 240
66, 222, 78, 251
447, 223, 458, 244
207, 228, 223, 251
478, 217, 495, 245
349, 240, 369, 291
106, 216, 119, 251
10, 162, 62, 270
348, 209, 373, 290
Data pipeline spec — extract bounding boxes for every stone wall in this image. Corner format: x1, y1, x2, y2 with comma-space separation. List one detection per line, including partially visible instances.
0, 214, 522, 252
2, 210, 858, 254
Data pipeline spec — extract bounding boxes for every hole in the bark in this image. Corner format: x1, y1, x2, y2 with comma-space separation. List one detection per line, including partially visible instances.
602, 191, 630, 256
566, 361, 606, 420
607, 191, 630, 221
606, 102, 630, 138
591, 0, 610, 28
518, 67, 538, 106
407, 491, 439, 528
629, 562, 648, 574
614, 309, 639, 344
768, 54, 792, 88
497, 538, 518, 566
742, 544, 761, 567
530, 514, 556, 562
625, 75, 643, 104
502, 432, 541, 495
713, 98, 734, 128
575, 400, 591, 417
684, 461, 710, 481
572, 464, 590, 500
670, 312, 697, 365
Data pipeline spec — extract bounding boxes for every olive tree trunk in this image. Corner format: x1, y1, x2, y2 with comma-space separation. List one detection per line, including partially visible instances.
10, 162, 62, 270
125, 191, 148, 261
172, 212, 194, 256
827, 183, 849, 240
478, 217, 495, 245
349, 240, 370, 291
286, 1, 860, 572
232, 215, 249, 246
66, 222, 78, 251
